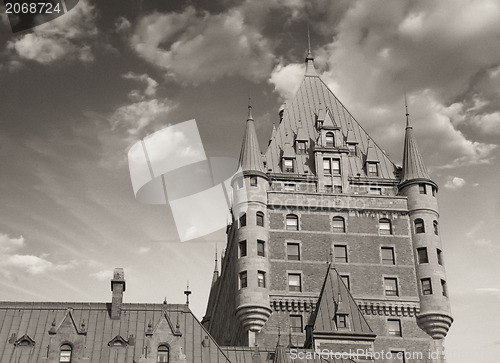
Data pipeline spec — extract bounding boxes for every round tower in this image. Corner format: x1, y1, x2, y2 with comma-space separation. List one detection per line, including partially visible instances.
232, 105, 272, 346
398, 106, 452, 353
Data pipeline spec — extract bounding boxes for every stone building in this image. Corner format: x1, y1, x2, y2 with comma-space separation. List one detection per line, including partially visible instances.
202, 50, 453, 362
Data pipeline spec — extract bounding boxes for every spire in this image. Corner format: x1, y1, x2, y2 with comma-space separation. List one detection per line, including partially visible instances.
400, 97, 432, 186
247, 98, 254, 121
305, 25, 318, 77
211, 245, 219, 287
239, 104, 266, 174
184, 281, 191, 306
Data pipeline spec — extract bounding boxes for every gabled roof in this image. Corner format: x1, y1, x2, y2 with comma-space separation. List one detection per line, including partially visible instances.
400, 121, 432, 186
239, 105, 266, 175
265, 56, 397, 179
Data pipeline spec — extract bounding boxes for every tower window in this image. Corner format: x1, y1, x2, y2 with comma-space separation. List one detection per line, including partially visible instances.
333, 185, 342, 193
419, 184, 427, 194
441, 279, 448, 297
284, 183, 296, 191
432, 186, 437, 196
287, 243, 300, 261
239, 271, 248, 289
256, 211, 264, 227
332, 216, 346, 233
433, 220, 439, 235
239, 241, 247, 258
367, 163, 378, 177
336, 314, 348, 329
417, 247, 428, 264
157, 345, 169, 363
283, 158, 294, 172
384, 278, 399, 296
333, 245, 348, 263
325, 132, 335, 147
421, 278, 432, 295
257, 240, 265, 257
239, 213, 246, 228
286, 214, 298, 231
340, 275, 350, 290
296, 141, 306, 154
59, 344, 72, 363
323, 158, 331, 175
387, 319, 402, 337
381, 247, 395, 265
257, 271, 266, 288
437, 249, 443, 265
250, 177, 257, 187
288, 274, 302, 292
379, 218, 392, 235
332, 159, 341, 174
290, 315, 303, 332
414, 219, 425, 234
369, 187, 382, 195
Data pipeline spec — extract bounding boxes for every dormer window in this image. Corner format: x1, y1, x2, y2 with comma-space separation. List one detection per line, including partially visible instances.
348, 144, 356, 156
59, 344, 72, 363
325, 132, 335, 147
296, 141, 306, 154
367, 163, 378, 177
283, 158, 294, 172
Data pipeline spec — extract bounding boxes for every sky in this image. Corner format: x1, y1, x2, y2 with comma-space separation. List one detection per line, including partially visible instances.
0, 0, 499, 361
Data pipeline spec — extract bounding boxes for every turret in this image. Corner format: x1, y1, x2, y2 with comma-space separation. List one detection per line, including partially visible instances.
232, 105, 271, 346
398, 101, 453, 361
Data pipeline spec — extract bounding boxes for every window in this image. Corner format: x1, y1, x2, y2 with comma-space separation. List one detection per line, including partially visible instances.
239, 241, 247, 257
287, 243, 300, 261
333, 245, 348, 263
384, 278, 399, 296
290, 315, 303, 332
284, 158, 294, 172
332, 216, 345, 233
388, 319, 402, 337
441, 279, 448, 297
334, 185, 342, 193
158, 345, 169, 363
284, 183, 296, 191
257, 240, 265, 257
348, 144, 356, 156
257, 271, 266, 288
250, 176, 257, 186
239, 213, 246, 228
325, 132, 335, 147
239, 271, 248, 289
340, 275, 350, 290
286, 214, 298, 231
336, 314, 348, 328
332, 159, 340, 174
437, 249, 443, 265
433, 220, 439, 235
432, 186, 437, 196
379, 218, 392, 235
391, 351, 406, 363
325, 185, 333, 192
421, 278, 432, 295
256, 211, 264, 227
288, 274, 302, 292
323, 158, 331, 175
419, 183, 426, 194
367, 163, 378, 176
414, 218, 425, 234
369, 187, 382, 195
296, 141, 306, 154
417, 247, 428, 264
59, 344, 72, 363
381, 247, 395, 265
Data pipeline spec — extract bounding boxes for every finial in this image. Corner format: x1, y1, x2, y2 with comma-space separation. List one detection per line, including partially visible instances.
277, 324, 281, 345
404, 91, 410, 128
247, 98, 254, 121
163, 297, 167, 305
307, 23, 311, 56
184, 281, 192, 306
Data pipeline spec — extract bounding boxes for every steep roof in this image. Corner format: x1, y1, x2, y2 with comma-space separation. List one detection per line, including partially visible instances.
265, 56, 397, 180
400, 118, 432, 186
239, 105, 266, 174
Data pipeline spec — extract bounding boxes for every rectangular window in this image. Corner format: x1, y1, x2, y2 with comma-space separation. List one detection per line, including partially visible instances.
250, 176, 257, 186
257, 240, 265, 257
419, 183, 426, 194
348, 144, 356, 156
437, 249, 443, 265
414, 219, 425, 233
323, 158, 331, 175
239, 271, 247, 289
432, 186, 437, 196
325, 185, 333, 192
340, 275, 350, 290
239, 241, 247, 257
287, 243, 300, 261
334, 245, 348, 263
284, 183, 296, 191
296, 141, 306, 154
288, 274, 302, 292
60, 352, 71, 363
417, 247, 428, 264
421, 278, 433, 295
381, 247, 395, 265
441, 279, 447, 297
368, 163, 378, 176
332, 159, 341, 174
290, 315, 303, 332
336, 314, 348, 328
369, 187, 382, 195
284, 158, 294, 172
384, 278, 399, 296
334, 185, 342, 193
256, 212, 264, 227
239, 214, 246, 228
388, 319, 402, 337
257, 271, 266, 288
391, 351, 406, 363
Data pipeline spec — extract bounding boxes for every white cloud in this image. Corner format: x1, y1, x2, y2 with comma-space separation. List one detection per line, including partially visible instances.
444, 176, 466, 190
466, 220, 484, 238
0, 233, 25, 253
90, 269, 112, 281
3, 254, 75, 275
475, 287, 500, 298
123, 72, 159, 100
269, 63, 305, 101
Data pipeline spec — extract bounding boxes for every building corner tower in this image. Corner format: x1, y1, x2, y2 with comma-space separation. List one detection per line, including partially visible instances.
398, 108, 453, 361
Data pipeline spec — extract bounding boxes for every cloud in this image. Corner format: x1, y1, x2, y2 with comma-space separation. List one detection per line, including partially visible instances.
0, 233, 25, 253
90, 269, 112, 281
475, 287, 500, 298
269, 63, 305, 101
3, 254, 75, 275
6, 0, 97, 65
475, 238, 493, 247
130, 6, 275, 84
123, 72, 159, 100
444, 176, 466, 190
466, 221, 484, 238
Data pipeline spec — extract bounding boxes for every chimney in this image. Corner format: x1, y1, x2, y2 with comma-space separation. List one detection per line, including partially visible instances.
110, 268, 126, 320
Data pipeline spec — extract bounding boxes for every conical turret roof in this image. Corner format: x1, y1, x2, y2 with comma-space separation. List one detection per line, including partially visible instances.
239, 106, 266, 174
400, 117, 432, 186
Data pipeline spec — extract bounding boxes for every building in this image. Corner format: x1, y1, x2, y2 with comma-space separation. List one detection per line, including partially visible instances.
202, 50, 453, 362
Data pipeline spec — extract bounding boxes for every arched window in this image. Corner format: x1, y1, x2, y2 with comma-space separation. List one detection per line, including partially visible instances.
158, 345, 169, 363
239, 213, 246, 228
59, 344, 72, 363
256, 211, 264, 227
332, 216, 345, 233
433, 220, 439, 235
325, 132, 335, 147
414, 218, 425, 234
379, 218, 392, 235
286, 214, 298, 231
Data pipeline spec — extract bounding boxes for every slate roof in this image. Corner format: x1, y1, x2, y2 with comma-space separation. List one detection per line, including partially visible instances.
264, 56, 397, 180
400, 122, 432, 187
